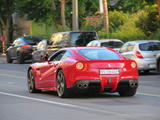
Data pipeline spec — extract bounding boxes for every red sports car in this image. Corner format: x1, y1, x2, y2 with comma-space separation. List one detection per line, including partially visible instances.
27, 47, 138, 98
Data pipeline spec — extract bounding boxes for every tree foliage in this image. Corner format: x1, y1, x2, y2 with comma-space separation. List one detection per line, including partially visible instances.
109, 0, 155, 13
136, 6, 160, 36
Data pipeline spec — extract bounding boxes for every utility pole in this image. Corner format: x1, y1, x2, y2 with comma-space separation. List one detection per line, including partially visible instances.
103, 0, 109, 33
61, 0, 66, 29
72, 0, 79, 31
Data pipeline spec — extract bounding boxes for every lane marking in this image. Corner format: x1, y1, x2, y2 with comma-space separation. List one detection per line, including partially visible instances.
7, 82, 15, 85
0, 69, 25, 74
137, 92, 160, 97
0, 73, 160, 98
0, 73, 25, 79
0, 91, 131, 118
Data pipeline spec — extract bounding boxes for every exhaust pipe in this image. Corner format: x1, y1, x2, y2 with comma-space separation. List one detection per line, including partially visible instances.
129, 80, 138, 88
77, 83, 88, 89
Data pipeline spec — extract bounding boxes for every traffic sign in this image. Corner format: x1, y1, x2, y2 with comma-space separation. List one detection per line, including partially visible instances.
0, 36, 6, 42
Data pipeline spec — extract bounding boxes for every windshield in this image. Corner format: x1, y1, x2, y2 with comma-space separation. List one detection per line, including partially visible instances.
71, 32, 97, 46
139, 42, 160, 51
78, 48, 120, 60
101, 41, 123, 48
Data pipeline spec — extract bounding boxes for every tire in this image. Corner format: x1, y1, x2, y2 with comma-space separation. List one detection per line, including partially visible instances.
6, 53, 13, 63
56, 70, 70, 98
17, 52, 24, 64
27, 69, 41, 93
119, 88, 137, 97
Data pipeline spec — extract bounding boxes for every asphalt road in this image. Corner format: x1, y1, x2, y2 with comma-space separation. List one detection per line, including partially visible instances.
0, 61, 160, 120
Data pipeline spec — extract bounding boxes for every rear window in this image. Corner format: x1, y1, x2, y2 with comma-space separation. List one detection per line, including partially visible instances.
23, 36, 42, 45
78, 48, 120, 60
101, 41, 123, 48
139, 42, 160, 51
71, 32, 97, 46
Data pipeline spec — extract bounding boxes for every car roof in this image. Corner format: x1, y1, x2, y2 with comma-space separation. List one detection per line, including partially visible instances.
89, 39, 123, 43
52, 31, 97, 34
125, 40, 160, 44
59, 46, 114, 51
60, 47, 107, 51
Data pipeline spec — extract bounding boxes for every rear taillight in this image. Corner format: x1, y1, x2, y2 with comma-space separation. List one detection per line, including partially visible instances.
136, 51, 143, 58
131, 62, 136, 68
76, 62, 84, 70
22, 45, 31, 49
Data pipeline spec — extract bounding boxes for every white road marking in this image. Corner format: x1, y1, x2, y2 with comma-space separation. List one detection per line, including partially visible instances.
0, 91, 131, 118
137, 92, 160, 97
7, 82, 15, 85
0, 73, 25, 79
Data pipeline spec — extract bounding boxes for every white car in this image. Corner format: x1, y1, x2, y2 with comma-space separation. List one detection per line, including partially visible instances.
87, 39, 124, 51
119, 40, 160, 73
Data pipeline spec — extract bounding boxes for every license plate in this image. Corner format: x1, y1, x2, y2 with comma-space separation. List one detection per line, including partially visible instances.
149, 64, 156, 68
100, 69, 119, 75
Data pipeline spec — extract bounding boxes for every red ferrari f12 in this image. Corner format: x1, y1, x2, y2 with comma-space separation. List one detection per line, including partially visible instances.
27, 47, 138, 98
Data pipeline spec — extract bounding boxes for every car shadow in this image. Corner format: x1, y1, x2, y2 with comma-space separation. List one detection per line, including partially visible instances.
11, 60, 32, 64
139, 71, 160, 76
37, 90, 126, 99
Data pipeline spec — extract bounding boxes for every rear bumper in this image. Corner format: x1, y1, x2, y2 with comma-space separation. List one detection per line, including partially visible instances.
136, 58, 156, 70
116, 79, 138, 92
69, 80, 102, 93
69, 79, 138, 93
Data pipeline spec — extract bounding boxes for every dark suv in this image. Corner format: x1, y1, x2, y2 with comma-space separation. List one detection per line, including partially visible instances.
6, 36, 42, 64
32, 31, 98, 62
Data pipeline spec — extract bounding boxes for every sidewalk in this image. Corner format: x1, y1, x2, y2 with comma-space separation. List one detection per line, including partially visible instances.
0, 53, 6, 63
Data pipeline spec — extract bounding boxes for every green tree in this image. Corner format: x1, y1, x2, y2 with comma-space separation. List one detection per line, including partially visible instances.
136, 6, 160, 36
0, 0, 55, 47
109, 0, 155, 13
0, 0, 14, 46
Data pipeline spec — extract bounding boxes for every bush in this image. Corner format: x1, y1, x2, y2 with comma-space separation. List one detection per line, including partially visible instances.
82, 10, 128, 32
136, 5, 160, 36
98, 12, 147, 42
32, 22, 71, 39
109, 11, 129, 32
149, 29, 160, 40
81, 16, 103, 31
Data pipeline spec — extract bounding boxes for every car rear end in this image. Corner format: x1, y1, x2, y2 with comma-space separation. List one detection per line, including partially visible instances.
69, 48, 138, 94
134, 41, 160, 71
100, 39, 124, 52
20, 36, 42, 60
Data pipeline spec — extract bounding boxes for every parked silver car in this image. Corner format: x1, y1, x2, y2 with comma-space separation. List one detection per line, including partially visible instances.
119, 40, 160, 73
87, 39, 124, 51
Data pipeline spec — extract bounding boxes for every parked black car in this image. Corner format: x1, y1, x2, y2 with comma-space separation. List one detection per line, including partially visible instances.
32, 31, 98, 62
6, 36, 43, 64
